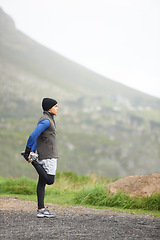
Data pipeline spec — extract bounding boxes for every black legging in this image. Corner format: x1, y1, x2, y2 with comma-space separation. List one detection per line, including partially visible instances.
32, 160, 55, 209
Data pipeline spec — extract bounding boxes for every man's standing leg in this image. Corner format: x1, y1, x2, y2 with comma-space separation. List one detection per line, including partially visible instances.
37, 175, 46, 210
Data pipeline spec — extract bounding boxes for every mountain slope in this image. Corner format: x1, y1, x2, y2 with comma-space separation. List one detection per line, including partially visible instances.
0, 8, 160, 178
0, 8, 159, 116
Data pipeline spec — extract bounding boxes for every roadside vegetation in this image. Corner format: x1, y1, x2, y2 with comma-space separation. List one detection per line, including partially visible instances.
0, 172, 160, 218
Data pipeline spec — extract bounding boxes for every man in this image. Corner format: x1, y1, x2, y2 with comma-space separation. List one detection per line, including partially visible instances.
22, 98, 58, 218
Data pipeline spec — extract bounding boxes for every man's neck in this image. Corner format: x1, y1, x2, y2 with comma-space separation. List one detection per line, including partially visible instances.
44, 111, 54, 118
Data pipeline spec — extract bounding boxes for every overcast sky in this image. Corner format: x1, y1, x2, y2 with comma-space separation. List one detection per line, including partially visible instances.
0, 0, 159, 98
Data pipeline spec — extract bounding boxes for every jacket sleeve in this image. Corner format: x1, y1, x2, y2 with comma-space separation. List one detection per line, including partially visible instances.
26, 119, 50, 152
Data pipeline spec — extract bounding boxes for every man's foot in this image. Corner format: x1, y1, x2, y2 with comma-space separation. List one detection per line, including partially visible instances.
37, 208, 56, 218
21, 151, 38, 163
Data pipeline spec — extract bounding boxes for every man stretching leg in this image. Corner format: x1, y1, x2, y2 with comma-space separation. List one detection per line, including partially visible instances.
22, 98, 58, 218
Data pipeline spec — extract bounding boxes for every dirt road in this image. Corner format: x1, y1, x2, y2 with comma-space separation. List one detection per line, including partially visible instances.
0, 197, 159, 239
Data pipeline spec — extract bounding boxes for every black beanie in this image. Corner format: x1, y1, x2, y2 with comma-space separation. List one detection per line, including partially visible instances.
42, 98, 57, 111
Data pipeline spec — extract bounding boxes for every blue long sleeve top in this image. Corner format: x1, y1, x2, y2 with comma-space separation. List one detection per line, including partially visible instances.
26, 119, 50, 152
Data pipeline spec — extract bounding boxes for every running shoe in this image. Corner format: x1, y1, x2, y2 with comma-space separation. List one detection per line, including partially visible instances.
37, 207, 56, 218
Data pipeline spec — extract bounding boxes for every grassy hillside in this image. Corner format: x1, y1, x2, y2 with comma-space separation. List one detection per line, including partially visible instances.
0, 8, 160, 178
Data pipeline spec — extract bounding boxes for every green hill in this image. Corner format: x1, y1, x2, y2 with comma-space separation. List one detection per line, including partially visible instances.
0, 8, 160, 178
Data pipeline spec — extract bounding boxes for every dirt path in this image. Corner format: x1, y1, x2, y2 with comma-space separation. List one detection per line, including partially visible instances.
0, 197, 160, 240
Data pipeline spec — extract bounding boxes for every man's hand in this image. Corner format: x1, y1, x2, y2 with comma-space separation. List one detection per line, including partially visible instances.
21, 148, 38, 163
28, 152, 35, 163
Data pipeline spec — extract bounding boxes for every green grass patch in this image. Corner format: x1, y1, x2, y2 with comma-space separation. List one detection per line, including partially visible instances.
0, 172, 160, 218
0, 176, 36, 195
74, 183, 160, 211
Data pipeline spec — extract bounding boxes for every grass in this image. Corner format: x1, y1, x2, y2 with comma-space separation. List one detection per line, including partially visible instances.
0, 172, 160, 218
0, 176, 36, 195
74, 183, 160, 211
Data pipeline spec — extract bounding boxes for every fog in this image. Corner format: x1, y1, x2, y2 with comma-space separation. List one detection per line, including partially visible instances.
0, 0, 159, 97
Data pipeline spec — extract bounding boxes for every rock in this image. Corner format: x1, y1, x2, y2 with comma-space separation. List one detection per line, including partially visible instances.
106, 173, 160, 197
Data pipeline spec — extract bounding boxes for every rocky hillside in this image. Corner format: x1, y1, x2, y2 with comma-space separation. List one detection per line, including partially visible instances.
0, 8, 160, 178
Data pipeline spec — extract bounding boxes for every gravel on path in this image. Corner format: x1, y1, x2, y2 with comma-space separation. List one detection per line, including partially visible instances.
0, 197, 159, 240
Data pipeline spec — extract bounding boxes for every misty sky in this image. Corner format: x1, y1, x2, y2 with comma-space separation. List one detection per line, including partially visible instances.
0, 0, 159, 98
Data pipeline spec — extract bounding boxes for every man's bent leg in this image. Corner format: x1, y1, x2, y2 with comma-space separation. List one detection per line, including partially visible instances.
32, 160, 50, 183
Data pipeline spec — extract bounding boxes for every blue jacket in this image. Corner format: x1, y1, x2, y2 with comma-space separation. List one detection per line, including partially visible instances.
26, 119, 50, 152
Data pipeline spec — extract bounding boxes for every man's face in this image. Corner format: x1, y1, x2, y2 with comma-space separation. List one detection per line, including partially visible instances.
48, 104, 58, 115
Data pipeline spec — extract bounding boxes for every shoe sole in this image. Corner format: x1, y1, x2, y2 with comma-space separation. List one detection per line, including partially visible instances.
37, 214, 56, 218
